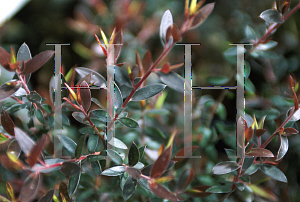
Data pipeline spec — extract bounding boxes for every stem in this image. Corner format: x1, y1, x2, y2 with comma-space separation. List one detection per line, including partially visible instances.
232, 156, 244, 191
260, 107, 295, 148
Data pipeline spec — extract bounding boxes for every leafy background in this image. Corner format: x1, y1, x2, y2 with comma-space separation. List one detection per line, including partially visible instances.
0, 0, 300, 201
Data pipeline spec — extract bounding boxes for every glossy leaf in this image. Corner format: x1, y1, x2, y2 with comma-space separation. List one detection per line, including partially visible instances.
256, 40, 278, 51
37, 189, 54, 202
102, 166, 125, 176
190, 3, 215, 29
156, 71, 184, 92
107, 137, 128, 150
20, 50, 54, 75
125, 167, 142, 180
19, 173, 41, 202
1, 107, 15, 136
132, 84, 166, 101
245, 127, 254, 146
259, 164, 287, 182
75, 135, 85, 159
27, 134, 47, 167
206, 185, 232, 193
107, 149, 123, 165
142, 50, 152, 72
87, 154, 106, 161
259, 9, 284, 24
212, 161, 240, 175
88, 134, 99, 153
26, 91, 42, 104
283, 127, 298, 136
76, 67, 106, 88
184, 185, 212, 198
0, 47, 11, 70
35, 108, 44, 124
91, 160, 102, 176
14, 127, 35, 155
118, 117, 139, 128
0, 80, 21, 101
17, 43, 31, 63
123, 176, 137, 201
128, 142, 139, 166
277, 135, 288, 161
150, 146, 172, 178
68, 169, 81, 197
246, 148, 274, 157
256, 129, 266, 137
160, 9, 173, 46
245, 25, 256, 40
57, 134, 77, 155
80, 80, 91, 112
93, 109, 110, 122
149, 181, 177, 201
176, 167, 194, 193
61, 162, 81, 176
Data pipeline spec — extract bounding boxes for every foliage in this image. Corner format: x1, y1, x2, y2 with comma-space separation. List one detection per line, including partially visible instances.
0, 0, 300, 201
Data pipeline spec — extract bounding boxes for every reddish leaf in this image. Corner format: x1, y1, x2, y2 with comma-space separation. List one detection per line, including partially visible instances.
1, 108, 15, 136
142, 50, 152, 72
80, 80, 91, 112
125, 167, 142, 180
19, 173, 41, 202
171, 24, 181, 42
245, 127, 254, 146
246, 148, 274, 157
184, 185, 212, 198
0, 80, 21, 101
14, 127, 35, 155
59, 181, 71, 202
158, 143, 165, 156
190, 3, 215, 29
20, 50, 54, 75
263, 157, 281, 165
161, 62, 170, 74
176, 167, 194, 193
0, 47, 11, 71
283, 127, 298, 136
256, 129, 266, 137
149, 181, 177, 201
172, 146, 198, 162
135, 50, 143, 76
150, 146, 172, 178
37, 189, 54, 202
112, 30, 123, 62
27, 135, 47, 167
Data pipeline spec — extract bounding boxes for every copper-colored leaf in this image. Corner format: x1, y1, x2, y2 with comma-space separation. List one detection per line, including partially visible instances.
184, 185, 212, 197
256, 129, 266, 137
112, 30, 123, 62
245, 127, 254, 146
19, 173, 41, 202
190, 3, 215, 29
37, 189, 54, 202
0, 154, 22, 171
27, 135, 47, 167
0, 47, 11, 71
150, 146, 172, 178
283, 127, 298, 136
58, 181, 71, 202
0, 80, 21, 101
149, 181, 177, 201
135, 50, 143, 76
171, 24, 181, 42
176, 167, 194, 193
80, 80, 91, 112
158, 143, 165, 156
125, 167, 142, 180
20, 50, 54, 75
246, 148, 274, 157
1, 108, 15, 136
142, 50, 152, 72
161, 62, 170, 74
263, 157, 280, 165
172, 146, 198, 162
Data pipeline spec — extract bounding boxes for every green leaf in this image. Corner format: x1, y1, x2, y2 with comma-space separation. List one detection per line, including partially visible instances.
256, 50, 278, 59
107, 137, 128, 150
131, 84, 166, 101
102, 166, 125, 176
17, 43, 32, 62
259, 164, 287, 182
145, 126, 166, 139
75, 67, 106, 88
20, 50, 54, 75
120, 85, 133, 98
138, 178, 149, 191
277, 135, 288, 161
75, 135, 85, 159
145, 109, 170, 116
259, 9, 284, 24
123, 176, 137, 201
245, 164, 259, 175
256, 40, 278, 51
26, 91, 42, 104
72, 112, 89, 125
61, 162, 81, 176
14, 127, 35, 155
0, 80, 21, 101
87, 154, 105, 161
245, 25, 256, 40
91, 160, 102, 176
118, 117, 139, 128
57, 134, 77, 155
110, 81, 123, 108
242, 157, 255, 171
128, 142, 139, 166
35, 109, 44, 124
87, 134, 99, 153
0, 133, 9, 143
69, 170, 81, 197
206, 75, 229, 85
159, 9, 173, 46
139, 146, 146, 160
91, 97, 105, 109
212, 161, 240, 175
206, 185, 232, 193
92, 109, 110, 122
79, 127, 95, 135
107, 65, 132, 87
107, 149, 123, 165
156, 71, 185, 92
